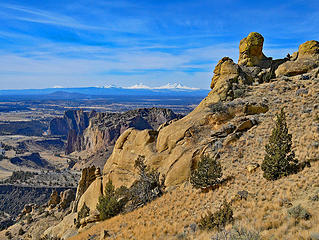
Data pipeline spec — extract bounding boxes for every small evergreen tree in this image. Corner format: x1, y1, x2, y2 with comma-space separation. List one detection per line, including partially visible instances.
190, 155, 223, 189
96, 180, 128, 220
261, 108, 298, 180
127, 155, 164, 211
199, 200, 233, 231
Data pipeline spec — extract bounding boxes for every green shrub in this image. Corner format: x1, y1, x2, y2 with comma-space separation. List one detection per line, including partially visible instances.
199, 201, 233, 231
190, 155, 223, 189
96, 180, 128, 221
287, 204, 311, 221
233, 88, 245, 99
126, 155, 164, 211
261, 108, 298, 180
210, 102, 227, 113
18, 228, 24, 235
75, 203, 90, 227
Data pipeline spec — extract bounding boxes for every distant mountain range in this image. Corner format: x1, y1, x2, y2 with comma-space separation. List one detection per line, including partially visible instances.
0, 83, 210, 100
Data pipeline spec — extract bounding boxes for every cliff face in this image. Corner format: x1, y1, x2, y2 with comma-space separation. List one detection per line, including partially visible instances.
77, 107, 183, 154
48, 110, 96, 154
49, 108, 182, 155
48, 110, 95, 136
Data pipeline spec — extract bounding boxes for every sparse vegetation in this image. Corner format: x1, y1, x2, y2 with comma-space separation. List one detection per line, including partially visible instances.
210, 102, 227, 113
76, 203, 90, 228
199, 200, 233, 231
190, 155, 223, 189
261, 108, 298, 180
287, 204, 311, 221
212, 226, 260, 240
126, 155, 164, 211
233, 88, 245, 99
9, 171, 38, 182
97, 180, 128, 221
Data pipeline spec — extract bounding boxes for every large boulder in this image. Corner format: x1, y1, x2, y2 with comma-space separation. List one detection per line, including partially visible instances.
275, 40, 319, 77
72, 166, 96, 212
42, 213, 78, 240
238, 32, 271, 67
298, 40, 319, 59
58, 189, 76, 210
209, 57, 252, 102
48, 190, 61, 207
77, 176, 103, 213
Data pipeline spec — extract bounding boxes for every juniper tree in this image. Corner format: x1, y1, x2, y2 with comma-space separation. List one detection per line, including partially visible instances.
261, 108, 298, 180
190, 155, 223, 189
96, 180, 128, 220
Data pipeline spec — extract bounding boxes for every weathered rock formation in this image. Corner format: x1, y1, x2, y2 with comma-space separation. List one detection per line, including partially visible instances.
210, 57, 252, 101
48, 110, 96, 154
102, 100, 268, 189
78, 108, 183, 154
74, 33, 277, 213
238, 32, 272, 68
72, 166, 97, 212
48, 110, 95, 137
49, 108, 182, 155
276, 40, 319, 77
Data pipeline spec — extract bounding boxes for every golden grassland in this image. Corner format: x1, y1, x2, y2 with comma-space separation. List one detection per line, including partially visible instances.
71, 79, 319, 240
70, 160, 319, 240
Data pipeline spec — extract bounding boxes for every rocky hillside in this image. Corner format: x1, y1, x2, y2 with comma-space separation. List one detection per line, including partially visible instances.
3, 32, 319, 240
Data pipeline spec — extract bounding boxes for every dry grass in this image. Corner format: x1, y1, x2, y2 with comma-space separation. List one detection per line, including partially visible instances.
70, 79, 319, 240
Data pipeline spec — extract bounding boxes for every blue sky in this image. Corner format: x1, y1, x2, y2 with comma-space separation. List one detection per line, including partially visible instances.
0, 0, 318, 89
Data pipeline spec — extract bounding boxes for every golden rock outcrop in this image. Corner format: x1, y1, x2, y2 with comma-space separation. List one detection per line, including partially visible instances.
276, 40, 319, 77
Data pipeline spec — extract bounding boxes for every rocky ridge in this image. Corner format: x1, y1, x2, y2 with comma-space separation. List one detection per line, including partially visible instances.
3, 32, 319, 239
68, 32, 318, 239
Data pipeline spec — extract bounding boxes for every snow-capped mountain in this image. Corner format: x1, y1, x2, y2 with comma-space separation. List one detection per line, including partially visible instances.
124, 83, 200, 90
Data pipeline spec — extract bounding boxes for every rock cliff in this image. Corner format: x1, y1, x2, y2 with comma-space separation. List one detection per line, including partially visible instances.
48, 110, 95, 137
48, 110, 96, 154
76, 107, 183, 154
96, 32, 318, 191
49, 108, 182, 155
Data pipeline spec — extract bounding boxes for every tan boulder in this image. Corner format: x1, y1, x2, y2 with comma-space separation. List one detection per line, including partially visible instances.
58, 189, 75, 210
211, 57, 240, 89
298, 40, 319, 59
42, 213, 78, 239
238, 32, 270, 67
77, 176, 103, 212
247, 163, 260, 173
209, 57, 252, 103
235, 119, 254, 132
103, 129, 159, 188
48, 190, 60, 207
275, 40, 319, 77
73, 166, 96, 212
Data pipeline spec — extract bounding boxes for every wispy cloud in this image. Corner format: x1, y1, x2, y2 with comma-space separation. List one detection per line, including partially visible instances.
0, 3, 106, 30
